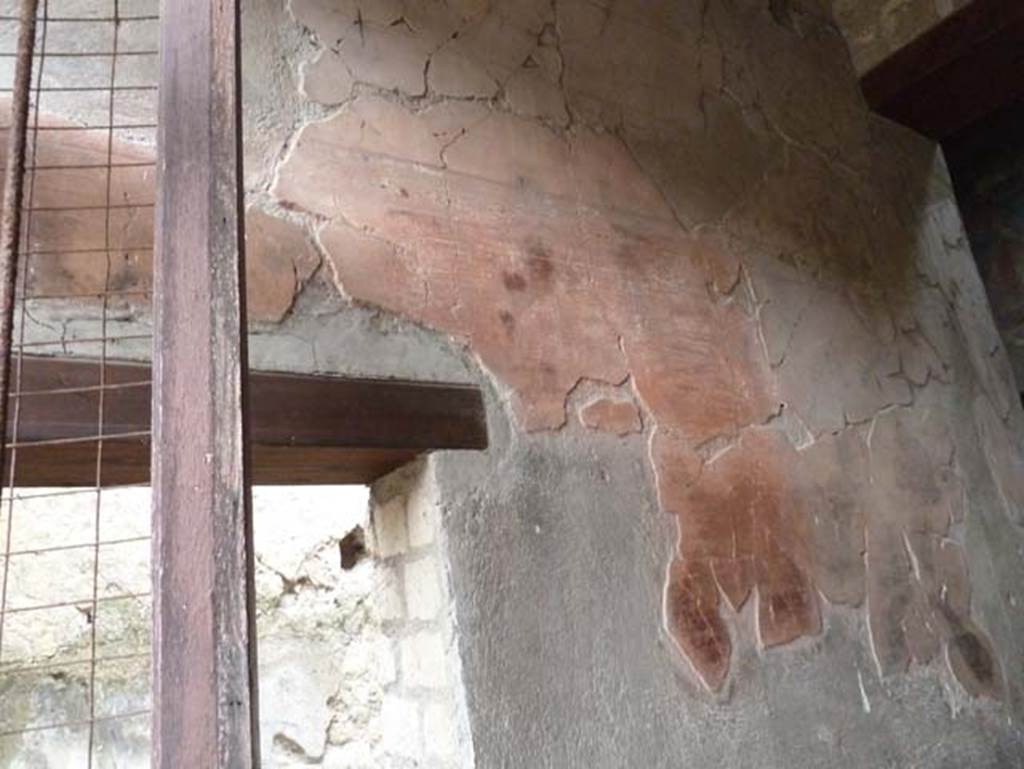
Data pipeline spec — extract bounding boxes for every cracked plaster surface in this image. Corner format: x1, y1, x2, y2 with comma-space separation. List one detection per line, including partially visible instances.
0, 104, 320, 326
265, 0, 1024, 699
11, 0, 1024, 725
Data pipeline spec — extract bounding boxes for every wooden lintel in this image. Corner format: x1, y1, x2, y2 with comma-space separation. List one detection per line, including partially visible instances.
860, 0, 1024, 140
5, 355, 487, 486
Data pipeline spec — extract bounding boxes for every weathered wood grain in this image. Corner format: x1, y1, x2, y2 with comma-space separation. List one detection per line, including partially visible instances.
4, 355, 487, 485
152, 0, 259, 765
7, 440, 425, 487
0, 0, 39, 484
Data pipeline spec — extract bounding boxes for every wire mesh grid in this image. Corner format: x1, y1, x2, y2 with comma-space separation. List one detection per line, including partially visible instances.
0, 0, 158, 764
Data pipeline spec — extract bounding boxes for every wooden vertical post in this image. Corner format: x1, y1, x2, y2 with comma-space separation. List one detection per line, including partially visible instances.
0, 0, 39, 473
152, 0, 259, 766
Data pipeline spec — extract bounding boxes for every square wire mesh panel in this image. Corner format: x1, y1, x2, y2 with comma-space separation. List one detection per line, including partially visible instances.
0, 1, 158, 764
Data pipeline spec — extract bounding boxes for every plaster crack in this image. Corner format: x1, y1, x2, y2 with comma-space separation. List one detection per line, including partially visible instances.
547, 0, 574, 132
613, 126, 692, 236
695, 0, 714, 134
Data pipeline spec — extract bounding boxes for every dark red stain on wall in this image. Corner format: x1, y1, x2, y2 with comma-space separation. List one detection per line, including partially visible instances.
658, 429, 820, 688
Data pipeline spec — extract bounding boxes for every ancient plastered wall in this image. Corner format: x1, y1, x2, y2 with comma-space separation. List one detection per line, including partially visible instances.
248, 0, 1024, 764
13, 0, 1024, 764
832, 0, 972, 74
257, 0, 1023, 693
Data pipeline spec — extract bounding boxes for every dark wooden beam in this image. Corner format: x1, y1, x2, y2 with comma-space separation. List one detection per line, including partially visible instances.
0, 0, 39, 493
9, 441, 427, 487
860, 0, 1024, 140
153, 0, 259, 765
4, 356, 487, 486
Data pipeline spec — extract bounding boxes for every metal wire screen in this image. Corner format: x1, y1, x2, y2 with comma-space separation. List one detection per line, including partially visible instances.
0, 0, 158, 763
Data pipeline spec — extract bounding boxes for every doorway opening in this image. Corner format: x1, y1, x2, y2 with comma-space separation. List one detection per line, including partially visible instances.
0, 473, 468, 767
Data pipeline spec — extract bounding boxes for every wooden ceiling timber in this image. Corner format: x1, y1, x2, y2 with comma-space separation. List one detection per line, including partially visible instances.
860, 0, 1024, 140
4, 355, 487, 486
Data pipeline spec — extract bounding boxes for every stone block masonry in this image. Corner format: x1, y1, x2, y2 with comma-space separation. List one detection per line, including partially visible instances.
368, 460, 473, 769
0, 480, 471, 768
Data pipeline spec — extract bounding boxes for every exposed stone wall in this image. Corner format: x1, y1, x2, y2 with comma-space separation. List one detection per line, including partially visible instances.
0, 489, 151, 767
0, 482, 470, 767
832, 0, 972, 74
367, 462, 475, 768
255, 477, 472, 767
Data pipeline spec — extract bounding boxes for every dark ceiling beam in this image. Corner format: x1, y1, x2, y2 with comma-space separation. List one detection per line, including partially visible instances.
860, 0, 1024, 140
5, 355, 487, 486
